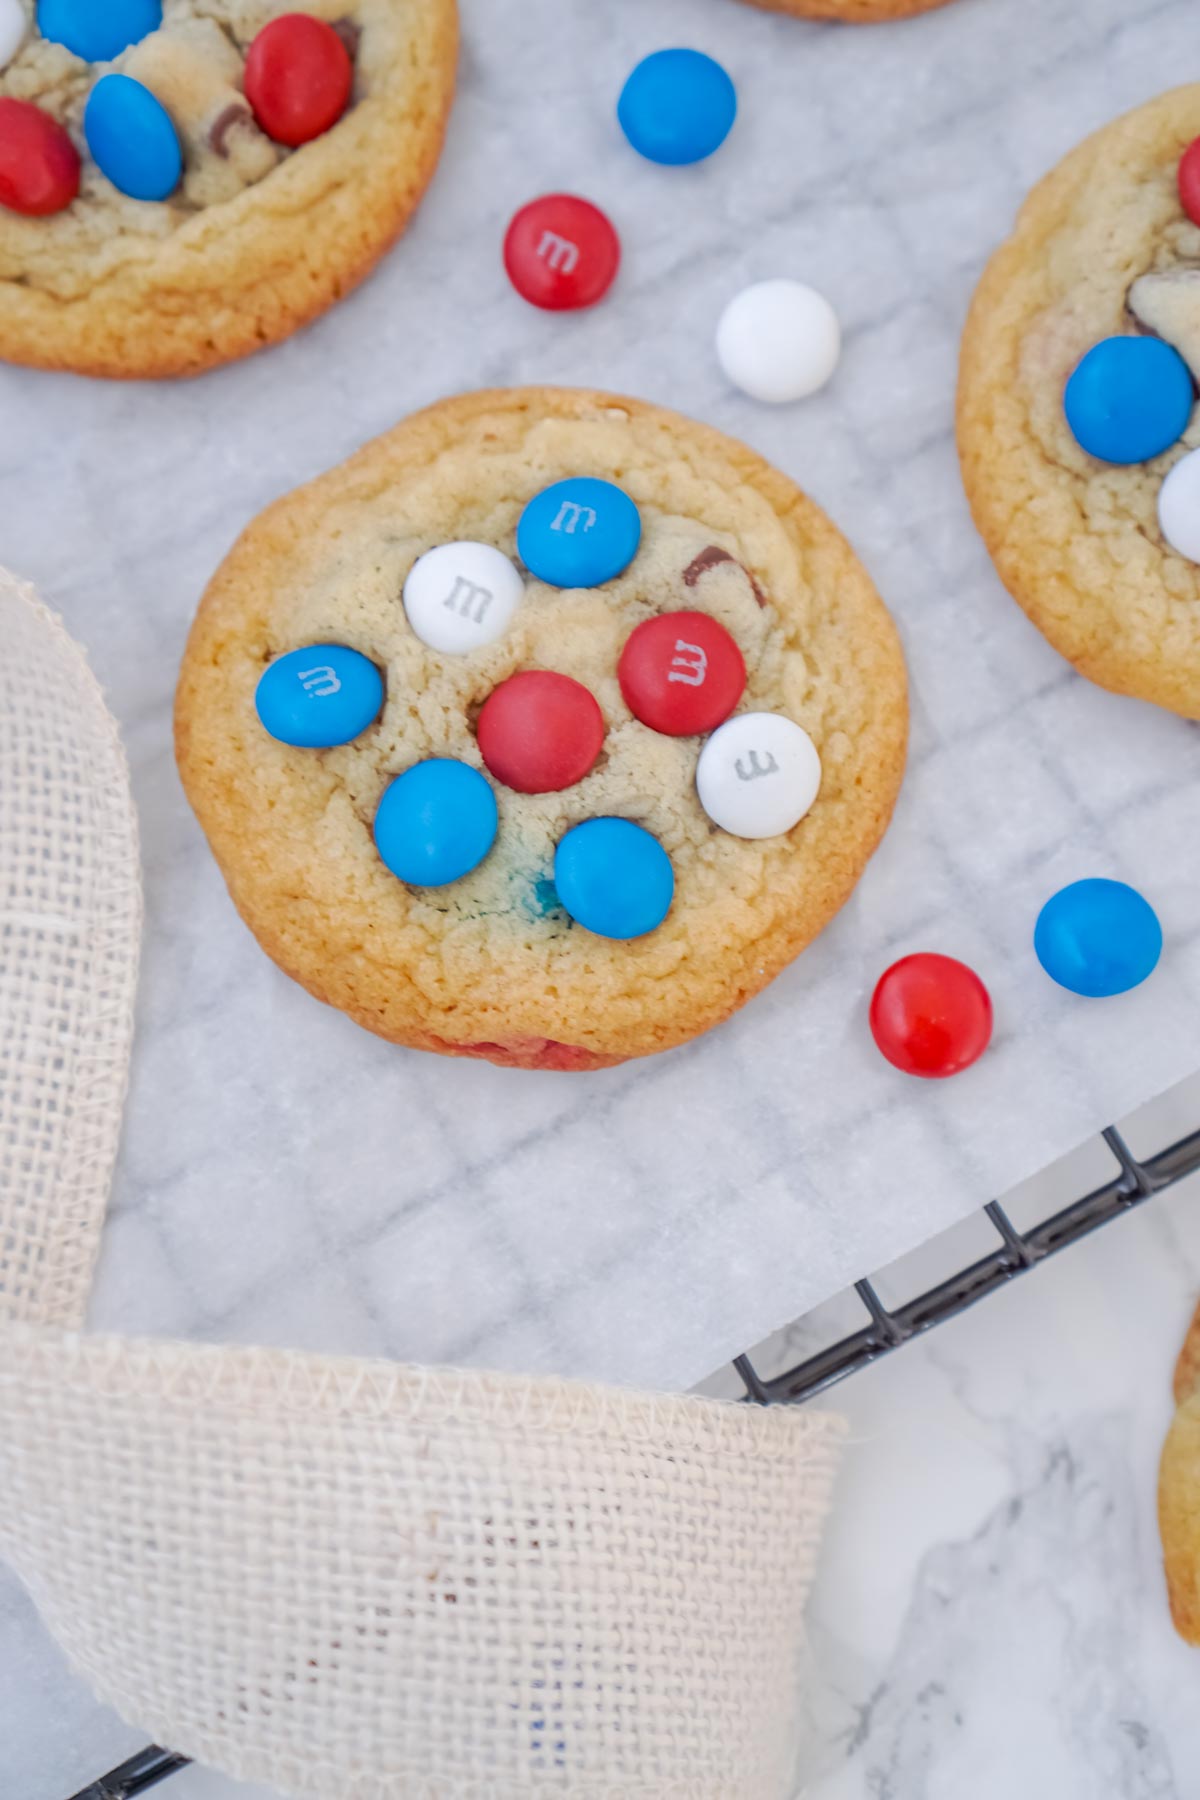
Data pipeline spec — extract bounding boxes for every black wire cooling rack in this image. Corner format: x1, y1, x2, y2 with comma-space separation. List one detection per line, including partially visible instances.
66, 1114, 1200, 1800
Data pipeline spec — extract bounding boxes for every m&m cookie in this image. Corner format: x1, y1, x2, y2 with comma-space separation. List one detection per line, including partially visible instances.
176, 388, 907, 1070
0, 1, 457, 377
731, 0, 957, 18
959, 87, 1200, 719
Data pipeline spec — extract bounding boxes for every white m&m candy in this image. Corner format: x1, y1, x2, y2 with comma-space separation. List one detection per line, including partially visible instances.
0, 0, 26, 69
696, 712, 821, 838
716, 279, 841, 404
403, 542, 524, 654
1158, 447, 1200, 564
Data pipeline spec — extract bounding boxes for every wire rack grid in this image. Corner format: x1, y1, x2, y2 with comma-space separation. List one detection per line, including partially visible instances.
65, 1113, 1200, 1800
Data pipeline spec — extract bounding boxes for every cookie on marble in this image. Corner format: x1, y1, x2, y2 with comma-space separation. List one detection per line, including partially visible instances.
0, 0, 456, 377
176, 387, 908, 1070
733, 0, 958, 21
1159, 1300, 1200, 1642
958, 85, 1200, 719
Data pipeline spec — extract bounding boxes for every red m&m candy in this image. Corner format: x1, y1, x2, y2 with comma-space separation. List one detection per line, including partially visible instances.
1180, 137, 1200, 228
618, 609, 746, 736
0, 99, 80, 217
244, 14, 352, 148
477, 670, 605, 794
503, 194, 620, 311
869, 953, 993, 1079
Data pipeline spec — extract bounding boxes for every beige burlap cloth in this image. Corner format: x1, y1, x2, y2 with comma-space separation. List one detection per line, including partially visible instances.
0, 569, 844, 1798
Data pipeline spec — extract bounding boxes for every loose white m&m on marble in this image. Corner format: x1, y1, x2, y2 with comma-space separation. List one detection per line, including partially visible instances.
1158, 447, 1200, 563
402, 541, 524, 654
696, 712, 821, 838
0, 0, 26, 71
715, 279, 841, 404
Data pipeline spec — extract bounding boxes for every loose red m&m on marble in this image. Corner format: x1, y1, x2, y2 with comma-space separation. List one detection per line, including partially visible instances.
244, 14, 352, 148
618, 609, 745, 736
869, 953, 993, 1079
477, 670, 605, 794
0, 99, 80, 216
503, 194, 620, 311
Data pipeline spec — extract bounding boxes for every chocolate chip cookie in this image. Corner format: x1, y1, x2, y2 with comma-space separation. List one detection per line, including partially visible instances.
0, 0, 456, 377
1159, 1299, 1200, 1642
959, 85, 1200, 719
175, 387, 908, 1070
735, 0, 958, 21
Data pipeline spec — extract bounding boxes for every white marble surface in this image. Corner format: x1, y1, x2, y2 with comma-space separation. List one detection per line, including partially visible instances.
4, 0, 1200, 1396
11, 1073, 1200, 1797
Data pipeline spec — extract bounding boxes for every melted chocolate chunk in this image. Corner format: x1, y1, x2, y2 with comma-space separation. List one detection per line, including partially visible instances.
683, 545, 735, 584
683, 544, 767, 607
331, 17, 362, 59
209, 101, 252, 158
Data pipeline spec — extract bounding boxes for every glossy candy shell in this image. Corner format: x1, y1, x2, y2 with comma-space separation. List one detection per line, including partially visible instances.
1034, 878, 1162, 998
0, 98, 79, 215
1063, 336, 1194, 466
244, 13, 353, 148
84, 74, 181, 202
37, 0, 161, 63
374, 759, 498, 889
554, 817, 674, 940
516, 478, 641, 589
869, 953, 993, 1079
617, 48, 736, 166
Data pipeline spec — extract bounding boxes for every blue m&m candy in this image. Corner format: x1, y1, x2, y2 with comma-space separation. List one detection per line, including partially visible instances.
516, 478, 641, 589
38, 0, 161, 63
84, 74, 181, 202
1034, 878, 1162, 998
554, 817, 674, 940
1064, 337, 1194, 465
255, 645, 384, 748
618, 48, 736, 167
375, 759, 498, 888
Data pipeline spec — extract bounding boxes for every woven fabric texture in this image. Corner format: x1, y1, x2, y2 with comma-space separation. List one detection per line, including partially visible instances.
0, 1326, 844, 1797
0, 576, 843, 1797
0, 569, 140, 1327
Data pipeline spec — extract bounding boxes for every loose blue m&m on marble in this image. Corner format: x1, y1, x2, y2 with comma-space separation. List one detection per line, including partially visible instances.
84, 74, 181, 202
1034, 878, 1162, 997
255, 645, 384, 748
1064, 337, 1194, 465
375, 759, 498, 888
38, 0, 161, 63
617, 49, 736, 166
516, 478, 641, 589
554, 817, 674, 940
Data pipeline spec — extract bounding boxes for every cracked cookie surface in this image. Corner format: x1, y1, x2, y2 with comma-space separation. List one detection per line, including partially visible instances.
0, 0, 456, 376
958, 84, 1200, 719
175, 387, 908, 1070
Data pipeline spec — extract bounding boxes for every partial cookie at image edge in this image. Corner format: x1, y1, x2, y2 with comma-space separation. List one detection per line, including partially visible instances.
957, 84, 1200, 720
0, 0, 458, 378
731, 0, 959, 22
